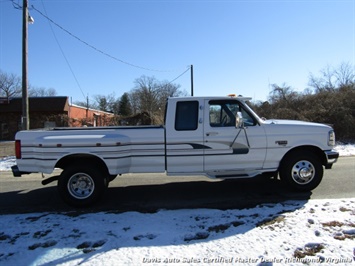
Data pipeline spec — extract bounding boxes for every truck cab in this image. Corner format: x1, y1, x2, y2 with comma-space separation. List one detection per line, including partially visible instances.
165, 95, 338, 190
165, 96, 267, 176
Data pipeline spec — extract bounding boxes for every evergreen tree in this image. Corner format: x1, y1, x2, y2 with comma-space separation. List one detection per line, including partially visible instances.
119, 93, 132, 116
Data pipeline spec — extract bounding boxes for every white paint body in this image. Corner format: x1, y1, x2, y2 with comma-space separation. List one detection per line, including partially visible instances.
14, 96, 338, 179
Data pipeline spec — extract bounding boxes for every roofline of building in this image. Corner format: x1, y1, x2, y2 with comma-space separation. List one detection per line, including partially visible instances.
69, 103, 114, 115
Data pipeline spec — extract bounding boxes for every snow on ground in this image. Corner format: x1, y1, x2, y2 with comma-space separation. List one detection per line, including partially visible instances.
0, 144, 354, 265
334, 143, 355, 157
0, 156, 16, 172
0, 199, 354, 265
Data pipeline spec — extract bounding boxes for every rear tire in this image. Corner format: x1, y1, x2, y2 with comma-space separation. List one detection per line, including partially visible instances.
279, 151, 323, 191
58, 164, 108, 207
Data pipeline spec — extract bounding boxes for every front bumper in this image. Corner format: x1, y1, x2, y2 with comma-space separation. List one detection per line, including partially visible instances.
324, 150, 339, 169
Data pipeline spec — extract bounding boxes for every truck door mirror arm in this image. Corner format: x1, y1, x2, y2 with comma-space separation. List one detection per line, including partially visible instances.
230, 112, 250, 148
235, 112, 244, 128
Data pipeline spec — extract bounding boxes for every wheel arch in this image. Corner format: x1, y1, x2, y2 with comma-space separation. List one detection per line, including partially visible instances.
279, 145, 327, 170
55, 153, 109, 175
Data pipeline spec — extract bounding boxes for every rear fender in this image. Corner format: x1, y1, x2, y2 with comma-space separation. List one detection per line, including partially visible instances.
55, 154, 109, 175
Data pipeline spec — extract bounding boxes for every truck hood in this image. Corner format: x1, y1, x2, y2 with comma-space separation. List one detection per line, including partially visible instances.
263, 119, 331, 128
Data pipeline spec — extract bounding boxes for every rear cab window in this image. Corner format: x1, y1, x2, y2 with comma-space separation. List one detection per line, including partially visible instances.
175, 101, 199, 131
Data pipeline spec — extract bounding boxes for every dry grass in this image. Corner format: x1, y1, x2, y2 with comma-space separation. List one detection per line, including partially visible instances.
256, 215, 286, 228
0, 141, 14, 157
293, 243, 325, 258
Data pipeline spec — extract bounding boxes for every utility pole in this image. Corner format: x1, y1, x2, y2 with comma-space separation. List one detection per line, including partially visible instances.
190, 64, 194, 96
86, 95, 89, 120
22, 0, 29, 130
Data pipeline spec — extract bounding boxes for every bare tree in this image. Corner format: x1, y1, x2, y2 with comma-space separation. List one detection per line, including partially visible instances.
1, 70, 60, 98
131, 76, 159, 117
92, 93, 117, 113
268, 83, 297, 103
308, 62, 354, 92
28, 86, 57, 97
0, 70, 22, 98
129, 75, 185, 124
334, 62, 355, 88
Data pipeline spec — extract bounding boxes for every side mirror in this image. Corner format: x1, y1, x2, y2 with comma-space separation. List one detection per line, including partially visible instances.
235, 112, 243, 128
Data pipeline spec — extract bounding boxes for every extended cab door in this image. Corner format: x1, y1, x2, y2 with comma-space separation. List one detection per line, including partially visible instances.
203, 99, 267, 174
165, 99, 204, 173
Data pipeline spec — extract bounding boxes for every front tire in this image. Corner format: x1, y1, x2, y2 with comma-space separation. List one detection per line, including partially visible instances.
58, 164, 108, 207
279, 151, 323, 191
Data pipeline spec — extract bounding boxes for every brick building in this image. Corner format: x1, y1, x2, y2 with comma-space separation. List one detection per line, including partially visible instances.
0, 96, 114, 140
69, 104, 115, 127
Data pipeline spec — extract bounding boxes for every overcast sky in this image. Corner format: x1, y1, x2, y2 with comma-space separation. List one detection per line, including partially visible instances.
1, 0, 354, 103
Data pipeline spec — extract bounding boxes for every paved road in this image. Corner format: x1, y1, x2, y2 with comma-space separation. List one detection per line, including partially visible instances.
0, 157, 353, 214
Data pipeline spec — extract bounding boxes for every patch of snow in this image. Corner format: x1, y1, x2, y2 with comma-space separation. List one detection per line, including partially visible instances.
0, 198, 354, 265
334, 143, 355, 157
0, 156, 16, 171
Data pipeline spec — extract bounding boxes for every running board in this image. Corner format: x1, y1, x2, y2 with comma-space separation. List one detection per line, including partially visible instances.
209, 170, 267, 179
215, 174, 250, 178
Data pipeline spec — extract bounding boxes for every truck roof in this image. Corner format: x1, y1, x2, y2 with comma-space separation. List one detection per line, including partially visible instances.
168, 95, 252, 102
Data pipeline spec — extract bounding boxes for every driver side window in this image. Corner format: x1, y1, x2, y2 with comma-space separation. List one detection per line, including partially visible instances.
209, 104, 233, 127
209, 100, 256, 127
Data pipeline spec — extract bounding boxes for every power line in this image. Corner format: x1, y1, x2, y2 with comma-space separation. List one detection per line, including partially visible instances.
40, 0, 86, 100
11, 2, 192, 91
10, 0, 21, 9
169, 66, 190, 84
31, 5, 179, 73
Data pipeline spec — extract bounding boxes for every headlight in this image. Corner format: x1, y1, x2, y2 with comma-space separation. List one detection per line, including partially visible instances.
328, 130, 336, 146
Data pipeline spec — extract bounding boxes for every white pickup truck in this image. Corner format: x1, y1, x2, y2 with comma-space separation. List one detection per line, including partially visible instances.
12, 95, 339, 207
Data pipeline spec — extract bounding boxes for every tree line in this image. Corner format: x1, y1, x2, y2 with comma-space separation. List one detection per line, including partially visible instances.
1, 62, 354, 141
0, 70, 57, 97
73, 75, 186, 125
250, 62, 355, 141
0, 70, 185, 126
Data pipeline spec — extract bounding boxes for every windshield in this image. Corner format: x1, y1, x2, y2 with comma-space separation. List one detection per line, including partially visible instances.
239, 101, 263, 124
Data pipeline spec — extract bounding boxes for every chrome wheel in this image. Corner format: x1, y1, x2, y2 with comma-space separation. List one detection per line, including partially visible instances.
280, 151, 323, 191
67, 173, 95, 199
291, 160, 315, 185
58, 163, 108, 207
